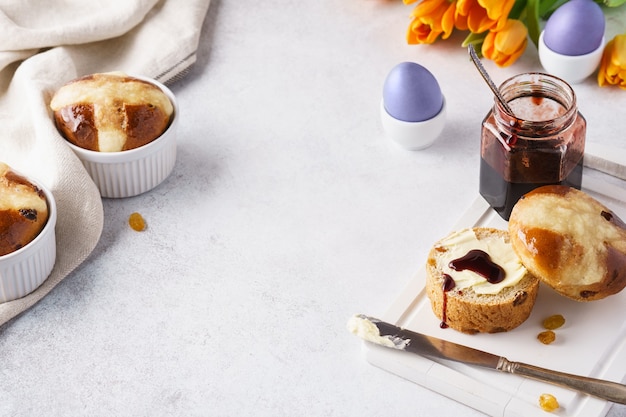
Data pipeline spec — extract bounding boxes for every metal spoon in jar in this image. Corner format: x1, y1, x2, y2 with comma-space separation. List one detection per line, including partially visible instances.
468, 44, 515, 117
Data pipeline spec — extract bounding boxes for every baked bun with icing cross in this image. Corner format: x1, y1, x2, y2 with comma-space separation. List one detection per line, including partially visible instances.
425, 227, 540, 334
50, 72, 173, 152
509, 185, 626, 301
0, 162, 49, 256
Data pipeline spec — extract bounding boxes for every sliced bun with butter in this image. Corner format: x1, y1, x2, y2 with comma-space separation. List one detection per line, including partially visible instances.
509, 185, 626, 301
425, 227, 540, 334
0, 162, 49, 256
50, 72, 173, 152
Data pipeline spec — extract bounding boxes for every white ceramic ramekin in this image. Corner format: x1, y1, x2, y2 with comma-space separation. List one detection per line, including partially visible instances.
0, 177, 57, 303
380, 99, 446, 150
66, 76, 178, 198
538, 31, 605, 84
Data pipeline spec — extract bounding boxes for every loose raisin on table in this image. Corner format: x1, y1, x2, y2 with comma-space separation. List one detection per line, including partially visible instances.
129, 212, 146, 231
537, 330, 556, 345
542, 314, 565, 330
538, 393, 559, 412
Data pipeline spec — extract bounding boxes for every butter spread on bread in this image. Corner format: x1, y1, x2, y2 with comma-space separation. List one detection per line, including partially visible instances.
434, 228, 527, 295
426, 227, 539, 334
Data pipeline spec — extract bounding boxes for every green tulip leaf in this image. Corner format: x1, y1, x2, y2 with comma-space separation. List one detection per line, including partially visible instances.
510, 0, 528, 19
603, 0, 626, 6
526, 0, 541, 48
462, 32, 486, 48
538, 0, 569, 17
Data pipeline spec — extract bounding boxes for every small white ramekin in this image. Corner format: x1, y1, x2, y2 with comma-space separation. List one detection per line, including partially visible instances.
538, 31, 605, 84
66, 75, 178, 198
380, 99, 446, 150
0, 177, 57, 303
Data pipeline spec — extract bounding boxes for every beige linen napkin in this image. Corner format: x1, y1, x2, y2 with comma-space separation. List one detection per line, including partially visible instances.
0, 0, 211, 325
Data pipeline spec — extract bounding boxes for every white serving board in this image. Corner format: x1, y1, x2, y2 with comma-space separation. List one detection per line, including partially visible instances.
364, 174, 626, 417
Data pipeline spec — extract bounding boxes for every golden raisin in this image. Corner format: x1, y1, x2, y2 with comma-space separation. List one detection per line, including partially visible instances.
129, 212, 146, 231
537, 330, 556, 345
542, 314, 565, 330
539, 393, 559, 412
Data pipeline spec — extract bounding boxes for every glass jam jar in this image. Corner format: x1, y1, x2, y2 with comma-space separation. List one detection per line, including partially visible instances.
479, 73, 585, 220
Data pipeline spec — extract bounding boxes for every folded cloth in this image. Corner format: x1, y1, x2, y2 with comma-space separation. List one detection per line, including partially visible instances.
0, 0, 211, 326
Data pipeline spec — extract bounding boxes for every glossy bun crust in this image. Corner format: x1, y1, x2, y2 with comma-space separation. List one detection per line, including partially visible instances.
50, 72, 173, 152
0, 163, 49, 256
509, 185, 626, 301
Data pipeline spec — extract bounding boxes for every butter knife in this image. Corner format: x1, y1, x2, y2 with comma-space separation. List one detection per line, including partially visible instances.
348, 314, 626, 404
584, 142, 626, 181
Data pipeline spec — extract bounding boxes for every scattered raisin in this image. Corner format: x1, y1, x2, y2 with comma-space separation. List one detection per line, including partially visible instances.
538, 393, 559, 412
513, 291, 528, 306
537, 330, 556, 345
580, 290, 597, 299
19, 208, 38, 221
129, 212, 146, 231
542, 314, 565, 330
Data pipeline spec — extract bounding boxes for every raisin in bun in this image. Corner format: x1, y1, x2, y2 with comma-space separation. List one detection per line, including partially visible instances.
0, 162, 49, 256
425, 227, 540, 334
50, 72, 173, 152
509, 185, 626, 301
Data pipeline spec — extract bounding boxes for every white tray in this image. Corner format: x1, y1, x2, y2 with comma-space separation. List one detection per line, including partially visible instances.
364, 175, 626, 417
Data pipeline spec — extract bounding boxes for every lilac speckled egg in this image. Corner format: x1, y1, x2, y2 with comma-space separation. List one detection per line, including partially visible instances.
543, 0, 605, 56
382, 62, 443, 123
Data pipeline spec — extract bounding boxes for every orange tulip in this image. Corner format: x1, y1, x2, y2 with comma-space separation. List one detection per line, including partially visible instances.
455, 0, 515, 33
481, 19, 528, 67
598, 34, 626, 89
405, 0, 456, 44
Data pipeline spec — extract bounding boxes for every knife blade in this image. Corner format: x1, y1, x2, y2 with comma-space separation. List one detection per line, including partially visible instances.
348, 314, 626, 405
584, 142, 626, 181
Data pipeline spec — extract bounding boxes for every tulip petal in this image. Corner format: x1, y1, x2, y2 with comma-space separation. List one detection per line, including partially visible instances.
406, 0, 457, 44
494, 21, 527, 54
480, 19, 527, 67
456, 0, 471, 16
413, 0, 446, 15
612, 34, 626, 63
479, 0, 514, 20
441, 3, 456, 39
482, 34, 495, 56
454, 0, 514, 33
598, 34, 626, 88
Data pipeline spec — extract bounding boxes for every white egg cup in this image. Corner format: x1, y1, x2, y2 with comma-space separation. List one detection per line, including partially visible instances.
65, 75, 178, 199
380, 98, 446, 150
538, 31, 605, 84
0, 176, 57, 303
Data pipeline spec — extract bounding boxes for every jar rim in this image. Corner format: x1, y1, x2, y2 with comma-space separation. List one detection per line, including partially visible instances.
494, 72, 577, 138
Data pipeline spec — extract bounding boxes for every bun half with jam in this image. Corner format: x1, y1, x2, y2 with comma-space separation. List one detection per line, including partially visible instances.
425, 227, 540, 334
509, 185, 626, 301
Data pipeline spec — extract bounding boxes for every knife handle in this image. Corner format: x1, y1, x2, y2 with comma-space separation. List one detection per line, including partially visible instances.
498, 358, 626, 405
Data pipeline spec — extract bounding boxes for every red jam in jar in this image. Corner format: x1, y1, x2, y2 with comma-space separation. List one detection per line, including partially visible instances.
480, 73, 585, 220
